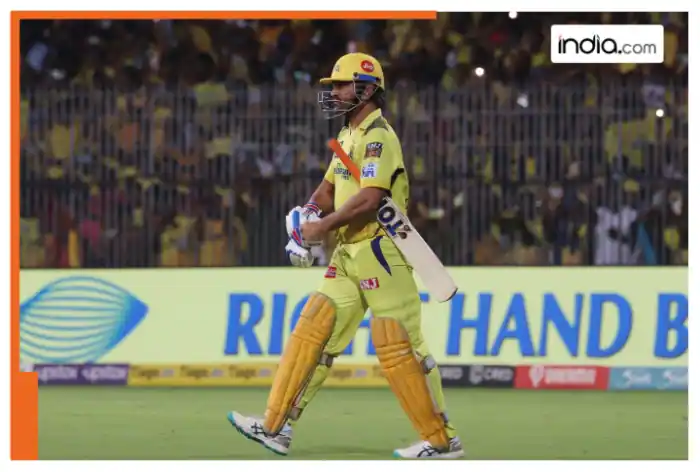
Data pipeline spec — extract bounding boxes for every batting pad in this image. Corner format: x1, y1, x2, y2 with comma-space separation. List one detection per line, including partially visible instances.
372, 317, 450, 450
264, 292, 336, 435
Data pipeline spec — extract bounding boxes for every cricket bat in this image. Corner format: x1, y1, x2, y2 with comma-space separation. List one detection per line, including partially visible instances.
327, 139, 458, 303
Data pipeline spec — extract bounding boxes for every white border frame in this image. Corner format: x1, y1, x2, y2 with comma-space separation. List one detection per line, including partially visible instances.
1, 2, 693, 470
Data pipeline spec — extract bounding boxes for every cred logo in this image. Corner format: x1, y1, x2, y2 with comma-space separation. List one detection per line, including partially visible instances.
469, 365, 514, 386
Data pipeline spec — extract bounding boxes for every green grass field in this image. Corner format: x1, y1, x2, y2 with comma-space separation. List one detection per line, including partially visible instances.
39, 387, 688, 460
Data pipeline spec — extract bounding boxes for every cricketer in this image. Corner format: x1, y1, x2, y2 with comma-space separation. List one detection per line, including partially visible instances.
227, 52, 464, 460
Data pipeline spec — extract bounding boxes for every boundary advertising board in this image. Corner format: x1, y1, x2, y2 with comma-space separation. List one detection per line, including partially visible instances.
20, 268, 687, 368
30, 362, 687, 391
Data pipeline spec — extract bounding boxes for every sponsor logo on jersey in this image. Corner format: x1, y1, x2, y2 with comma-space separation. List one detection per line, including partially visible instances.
359, 278, 380, 290
334, 164, 352, 180
361, 162, 378, 179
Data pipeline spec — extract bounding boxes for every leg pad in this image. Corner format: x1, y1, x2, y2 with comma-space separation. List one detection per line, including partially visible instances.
372, 316, 450, 450
264, 293, 336, 435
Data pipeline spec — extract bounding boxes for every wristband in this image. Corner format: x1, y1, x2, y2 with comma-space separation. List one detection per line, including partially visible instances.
303, 202, 321, 215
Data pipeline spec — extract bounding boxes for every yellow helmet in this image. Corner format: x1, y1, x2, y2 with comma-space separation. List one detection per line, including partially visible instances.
319, 52, 385, 90
318, 53, 385, 119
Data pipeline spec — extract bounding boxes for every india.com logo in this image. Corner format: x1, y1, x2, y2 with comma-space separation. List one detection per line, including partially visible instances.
558, 34, 658, 56
550, 25, 664, 64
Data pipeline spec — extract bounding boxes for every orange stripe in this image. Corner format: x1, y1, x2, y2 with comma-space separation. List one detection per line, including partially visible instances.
15, 11, 437, 20
327, 139, 361, 182
11, 11, 38, 461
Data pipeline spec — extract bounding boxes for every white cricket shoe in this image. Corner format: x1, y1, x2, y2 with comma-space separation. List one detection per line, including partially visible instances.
226, 411, 293, 456
393, 436, 465, 459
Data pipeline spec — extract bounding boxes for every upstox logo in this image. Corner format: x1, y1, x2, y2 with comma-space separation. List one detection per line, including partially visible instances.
551, 24, 664, 64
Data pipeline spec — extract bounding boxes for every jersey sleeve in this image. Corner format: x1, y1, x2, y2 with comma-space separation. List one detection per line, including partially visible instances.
359, 130, 401, 190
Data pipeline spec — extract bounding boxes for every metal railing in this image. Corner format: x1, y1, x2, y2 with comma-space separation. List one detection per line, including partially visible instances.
20, 81, 688, 268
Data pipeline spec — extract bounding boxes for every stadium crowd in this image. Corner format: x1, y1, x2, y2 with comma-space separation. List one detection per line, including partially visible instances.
19, 13, 688, 268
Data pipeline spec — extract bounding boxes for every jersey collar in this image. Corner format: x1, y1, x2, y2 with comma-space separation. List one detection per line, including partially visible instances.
350, 108, 383, 132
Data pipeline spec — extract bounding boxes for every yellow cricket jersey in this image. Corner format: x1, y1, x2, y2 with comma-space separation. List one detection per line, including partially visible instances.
323, 109, 409, 244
